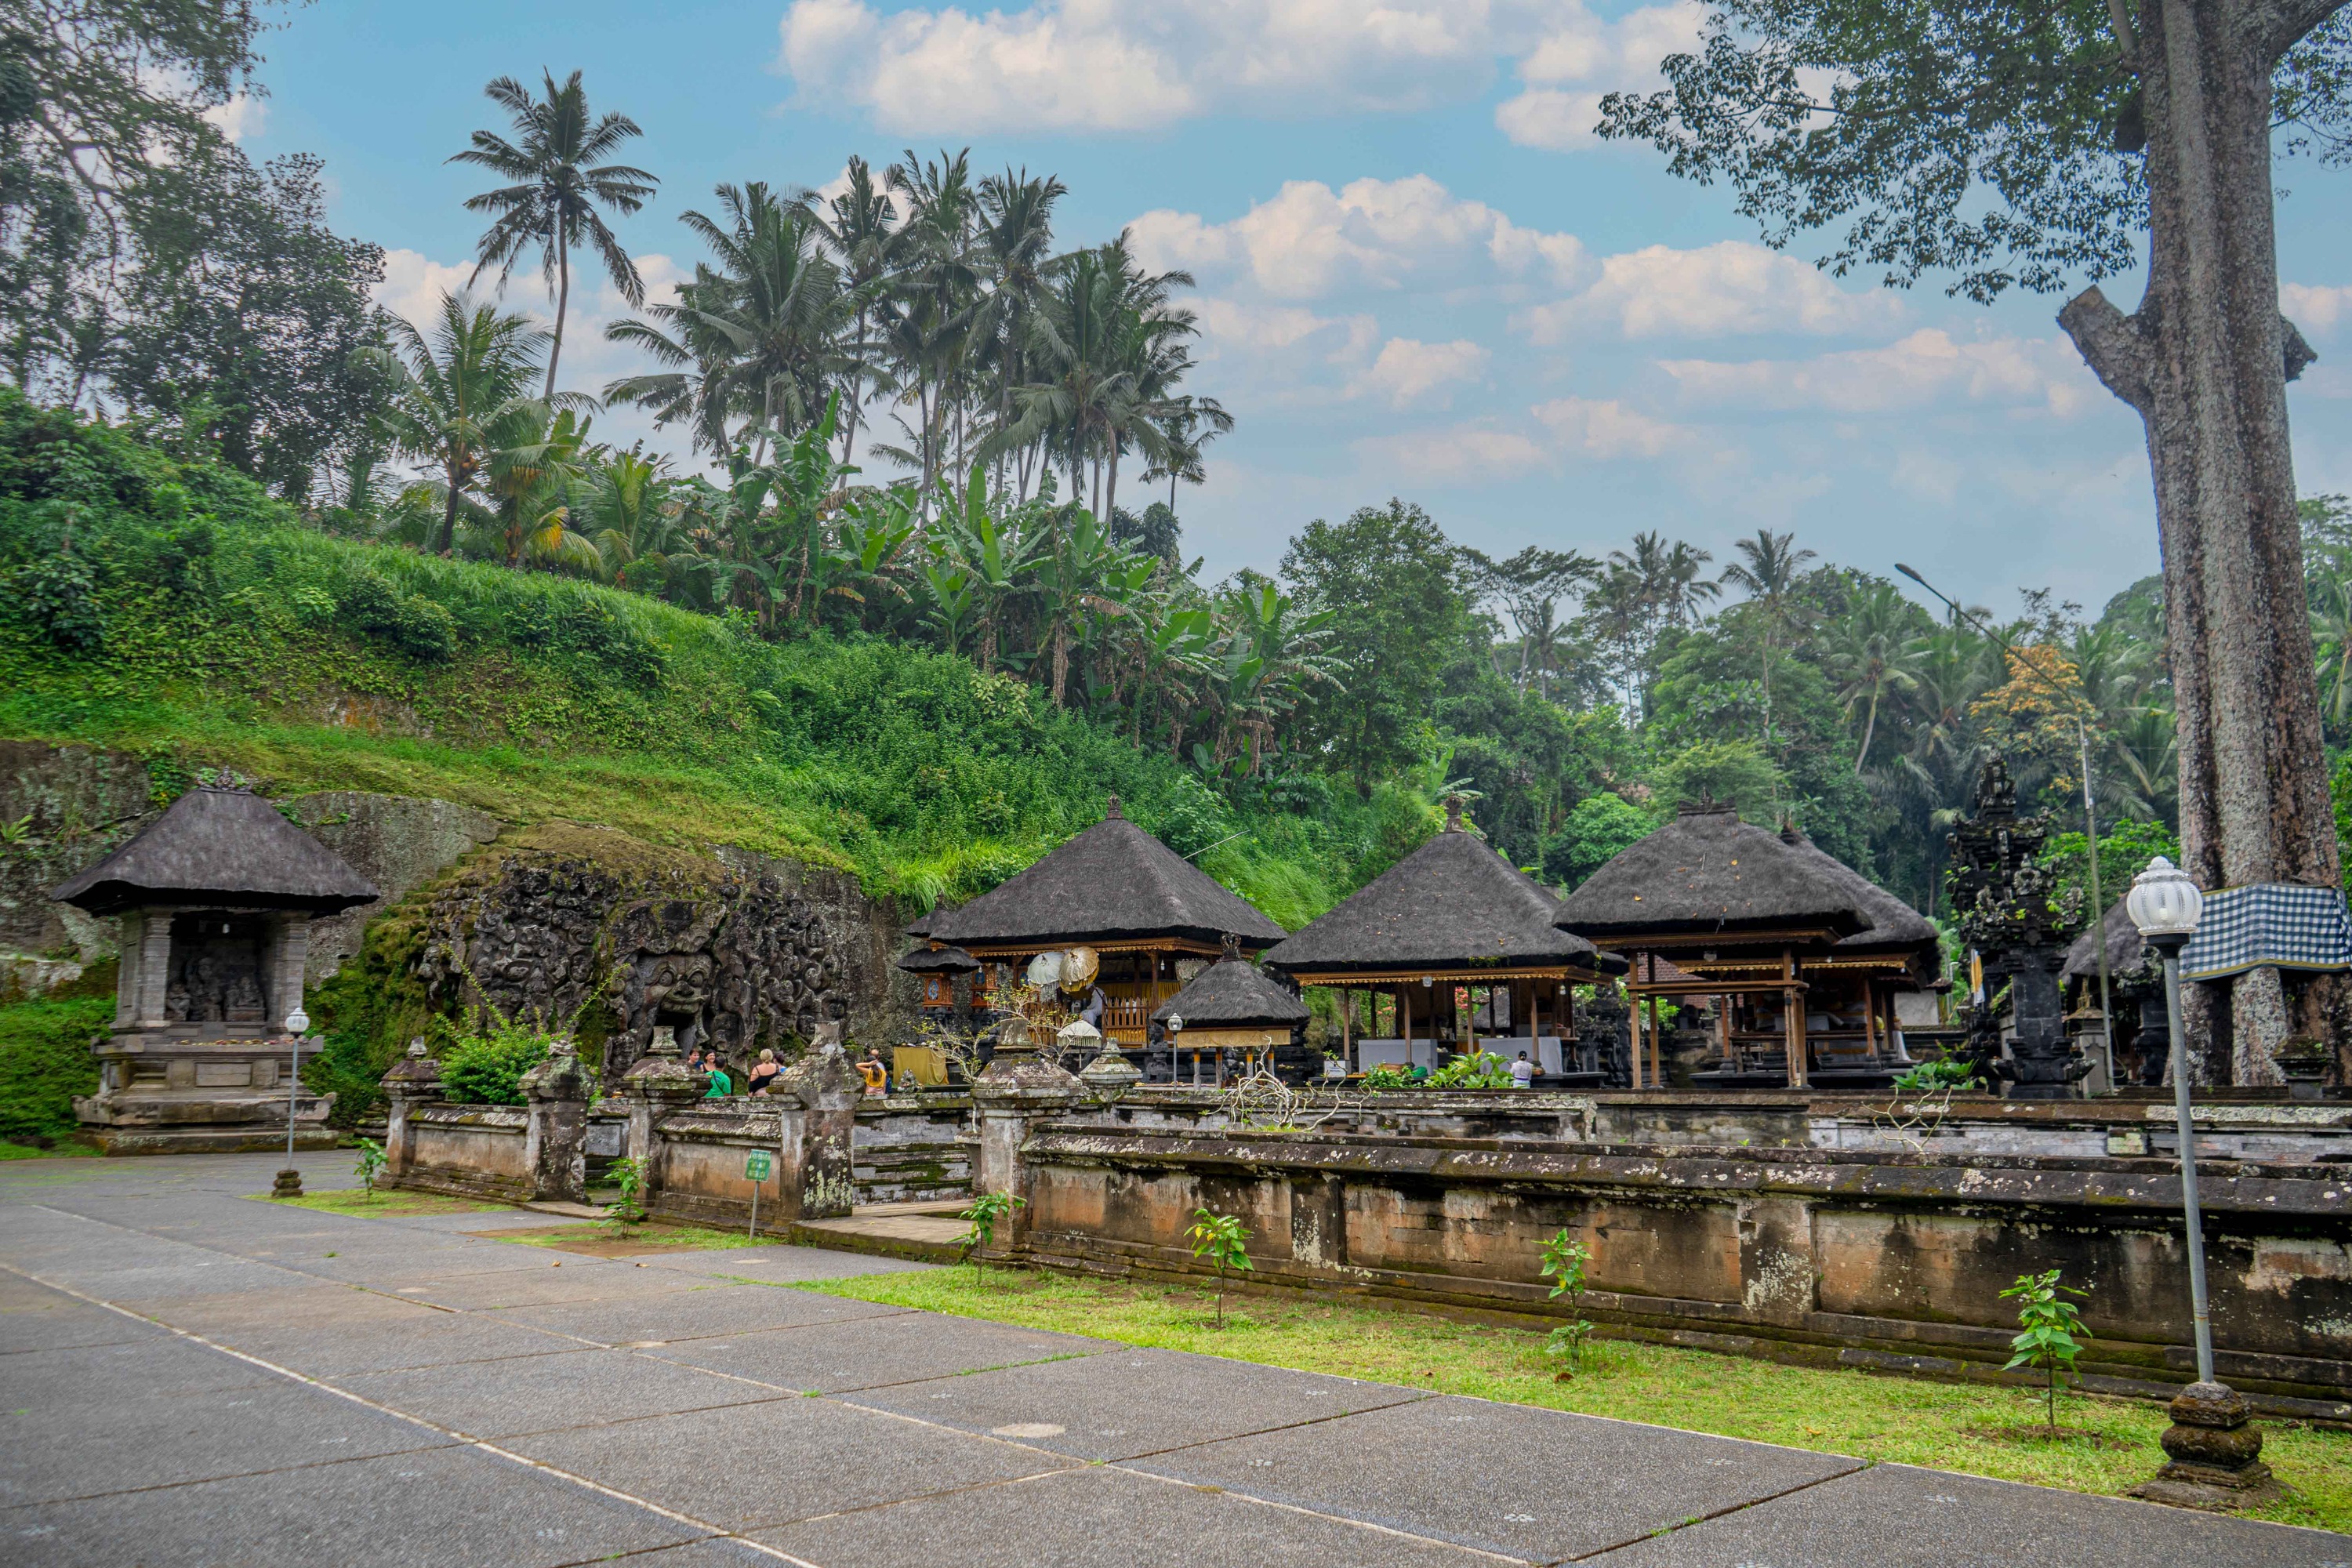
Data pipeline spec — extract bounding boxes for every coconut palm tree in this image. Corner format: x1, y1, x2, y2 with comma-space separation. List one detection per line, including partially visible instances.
450, 70, 659, 398
1824, 581, 1926, 773
363, 292, 569, 556
971, 168, 1065, 498
1719, 528, 1819, 746
818, 156, 904, 466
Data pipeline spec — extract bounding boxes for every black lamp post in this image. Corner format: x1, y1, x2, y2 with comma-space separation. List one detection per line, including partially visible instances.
2123, 856, 2280, 1508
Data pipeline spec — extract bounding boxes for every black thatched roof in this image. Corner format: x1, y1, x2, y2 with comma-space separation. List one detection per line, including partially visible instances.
1553, 802, 1868, 942
920, 797, 1285, 951
51, 786, 379, 916
1777, 826, 1941, 965
903, 907, 939, 939
1152, 954, 1309, 1027
897, 943, 980, 975
2064, 898, 2147, 982
1262, 815, 1616, 975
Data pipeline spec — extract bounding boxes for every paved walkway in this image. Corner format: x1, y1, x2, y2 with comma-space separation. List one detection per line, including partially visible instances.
1, 1154, 2340, 1567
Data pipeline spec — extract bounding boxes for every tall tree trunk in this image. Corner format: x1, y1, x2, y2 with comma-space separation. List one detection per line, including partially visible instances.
435, 459, 461, 556
1051, 622, 1069, 707
2059, 0, 2341, 1084
546, 243, 571, 401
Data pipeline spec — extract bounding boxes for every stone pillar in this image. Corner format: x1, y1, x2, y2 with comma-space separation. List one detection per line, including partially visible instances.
129, 908, 174, 1029
378, 1040, 443, 1185
777, 1041, 863, 1221
968, 1054, 1083, 1255
1737, 1194, 1818, 1327
260, 912, 311, 1027
517, 1040, 593, 1204
615, 1036, 706, 1209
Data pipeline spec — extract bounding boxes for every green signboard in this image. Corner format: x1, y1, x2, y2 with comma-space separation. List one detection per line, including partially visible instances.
744, 1150, 774, 1182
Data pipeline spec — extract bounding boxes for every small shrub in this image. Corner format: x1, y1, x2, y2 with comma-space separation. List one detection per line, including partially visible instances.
2002, 1268, 2092, 1437
1892, 1057, 1984, 1094
18, 542, 104, 652
1186, 1207, 1253, 1326
339, 570, 456, 662
606, 1156, 647, 1225
1359, 1064, 1413, 1093
0, 993, 110, 1145
435, 1011, 557, 1105
352, 1138, 387, 1193
956, 1191, 1023, 1284
1428, 1049, 1514, 1090
1540, 1228, 1597, 1377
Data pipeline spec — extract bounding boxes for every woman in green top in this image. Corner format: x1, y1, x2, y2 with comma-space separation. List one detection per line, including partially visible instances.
703, 1058, 732, 1097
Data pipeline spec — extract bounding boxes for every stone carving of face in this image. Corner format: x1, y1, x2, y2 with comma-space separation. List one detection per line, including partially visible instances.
644, 953, 713, 1014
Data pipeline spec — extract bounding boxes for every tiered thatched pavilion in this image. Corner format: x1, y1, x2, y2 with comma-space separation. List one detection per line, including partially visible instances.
911, 797, 1285, 1047
1553, 801, 1915, 1089
1151, 938, 1312, 1083
1262, 804, 1622, 1076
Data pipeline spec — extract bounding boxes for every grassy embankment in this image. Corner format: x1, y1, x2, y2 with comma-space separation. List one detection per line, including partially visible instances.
799, 1266, 2352, 1534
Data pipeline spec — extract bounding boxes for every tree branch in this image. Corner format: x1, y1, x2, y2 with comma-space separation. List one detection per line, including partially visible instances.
2284, 314, 2319, 381
2243, 0, 2350, 64
2057, 285, 2154, 412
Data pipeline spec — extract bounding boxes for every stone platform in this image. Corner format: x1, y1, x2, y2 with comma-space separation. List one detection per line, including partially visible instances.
1, 1153, 2339, 1566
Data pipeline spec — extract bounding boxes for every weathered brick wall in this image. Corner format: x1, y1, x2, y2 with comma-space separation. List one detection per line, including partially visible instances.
854, 1094, 972, 1203
1013, 1125, 2352, 1419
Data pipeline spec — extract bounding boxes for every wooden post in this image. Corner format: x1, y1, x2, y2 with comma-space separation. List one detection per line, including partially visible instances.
1630, 984, 1646, 1090
1784, 948, 1809, 1090
1863, 979, 1880, 1060
1718, 995, 1733, 1069
1648, 996, 1664, 1088
1341, 988, 1354, 1072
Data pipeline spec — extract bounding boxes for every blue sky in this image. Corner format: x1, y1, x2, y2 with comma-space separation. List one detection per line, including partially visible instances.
233, 0, 2352, 617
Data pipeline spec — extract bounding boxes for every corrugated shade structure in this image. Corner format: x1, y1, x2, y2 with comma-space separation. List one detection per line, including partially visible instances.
52, 786, 379, 916
1262, 819, 1617, 975
1553, 802, 1868, 942
920, 798, 1285, 952
1152, 953, 1309, 1027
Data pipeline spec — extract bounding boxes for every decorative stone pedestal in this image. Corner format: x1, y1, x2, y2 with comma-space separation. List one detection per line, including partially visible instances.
271, 1167, 303, 1198
2128, 1382, 2281, 1510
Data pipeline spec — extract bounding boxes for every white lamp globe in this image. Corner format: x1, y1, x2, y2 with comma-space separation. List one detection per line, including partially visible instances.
284, 1006, 310, 1036
2125, 856, 2204, 939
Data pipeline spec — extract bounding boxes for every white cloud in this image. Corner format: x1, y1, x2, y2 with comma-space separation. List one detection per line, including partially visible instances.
201, 93, 267, 143
2285, 281, 2352, 338
1129, 175, 1588, 300
375, 250, 477, 332
1378, 424, 1553, 479
1660, 329, 2098, 417
1520, 241, 1903, 340
1357, 338, 1488, 407
1495, 1, 1702, 149
1531, 395, 1690, 457
780, 0, 1693, 138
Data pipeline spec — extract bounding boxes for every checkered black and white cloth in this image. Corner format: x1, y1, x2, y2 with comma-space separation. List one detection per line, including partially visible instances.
2179, 883, 2352, 982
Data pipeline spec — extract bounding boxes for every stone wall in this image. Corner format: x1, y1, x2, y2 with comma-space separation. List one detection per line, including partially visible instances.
285, 792, 501, 983
855, 1094, 974, 1203
1006, 1121, 2352, 1418
0, 742, 158, 965
396, 1103, 534, 1203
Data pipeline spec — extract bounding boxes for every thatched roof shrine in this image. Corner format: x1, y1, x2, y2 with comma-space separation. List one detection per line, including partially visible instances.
53, 786, 379, 916
1151, 949, 1309, 1029
918, 797, 1285, 956
2064, 898, 2148, 982
896, 942, 980, 975
1263, 810, 1617, 982
1552, 802, 1867, 946
1777, 826, 1940, 976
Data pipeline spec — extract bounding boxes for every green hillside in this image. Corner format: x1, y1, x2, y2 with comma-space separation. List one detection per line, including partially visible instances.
0, 392, 1426, 930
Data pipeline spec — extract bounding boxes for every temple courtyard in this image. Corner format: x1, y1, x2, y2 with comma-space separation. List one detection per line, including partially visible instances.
2, 1153, 2342, 1567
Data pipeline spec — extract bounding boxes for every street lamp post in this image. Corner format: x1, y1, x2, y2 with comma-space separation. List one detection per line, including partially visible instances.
2124, 857, 2211, 1380
273, 1006, 310, 1200
2123, 857, 2281, 1507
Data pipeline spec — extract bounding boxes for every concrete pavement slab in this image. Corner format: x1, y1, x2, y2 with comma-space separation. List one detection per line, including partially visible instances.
339, 1345, 797, 1439
648, 1243, 934, 1283
0, 1295, 165, 1354
840, 1345, 1429, 1462
506, 1392, 1079, 1534
640, 1310, 1107, 1393
290, 1244, 596, 1286
753, 1461, 1506, 1567
0, 1368, 453, 1507
1127, 1392, 1864, 1563
1580, 1461, 2348, 1568
2, 1441, 707, 1567
397, 1259, 735, 1311
1, 1336, 285, 1401
144, 1281, 433, 1334
191, 1307, 588, 1376
489, 1280, 909, 1345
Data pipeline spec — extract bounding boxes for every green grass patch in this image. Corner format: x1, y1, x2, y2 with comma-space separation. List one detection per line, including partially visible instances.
499, 1219, 775, 1254
254, 1188, 508, 1218
0, 1137, 100, 1160
797, 1266, 2352, 1533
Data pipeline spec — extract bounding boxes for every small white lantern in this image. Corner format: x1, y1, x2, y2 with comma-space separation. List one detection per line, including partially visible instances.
284, 1006, 310, 1036
2126, 855, 2204, 941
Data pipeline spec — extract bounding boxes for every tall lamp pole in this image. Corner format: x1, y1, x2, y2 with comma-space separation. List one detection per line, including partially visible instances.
1896, 563, 2117, 1092
2121, 855, 2281, 1507
274, 1006, 310, 1200
2125, 857, 2211, 1381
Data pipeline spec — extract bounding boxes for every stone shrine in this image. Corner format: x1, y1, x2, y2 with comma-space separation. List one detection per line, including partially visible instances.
52, 785, 378, 1152
1948, 758, 2091, 1099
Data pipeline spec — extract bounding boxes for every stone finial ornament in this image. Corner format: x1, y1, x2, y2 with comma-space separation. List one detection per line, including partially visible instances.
2129, 1382, 2281, 1508
1078, 1047, 1143, 1102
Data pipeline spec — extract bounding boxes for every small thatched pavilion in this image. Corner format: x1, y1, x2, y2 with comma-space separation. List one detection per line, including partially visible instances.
52, 785, 379, 1152
915, 797, 1285, 1047
1151, 938, 1312, 1084
1553, 801, 1874, 1089
1263, 803, 1622, 1076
